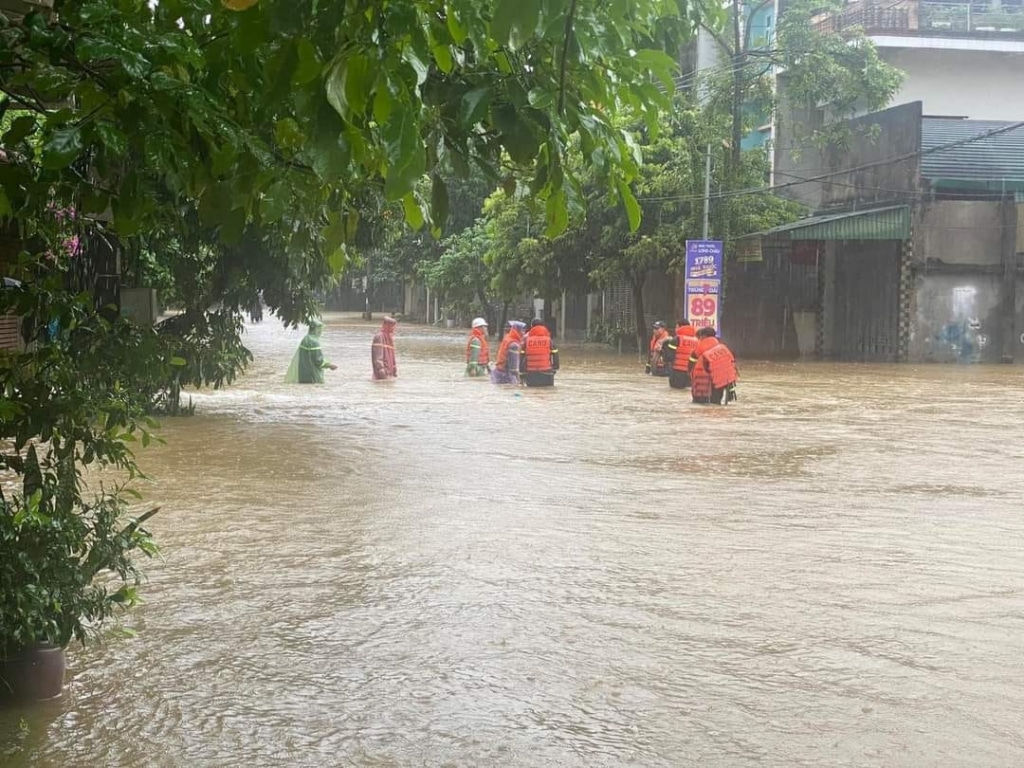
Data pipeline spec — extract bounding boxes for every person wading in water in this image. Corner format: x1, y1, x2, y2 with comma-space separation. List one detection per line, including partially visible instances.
285, 319, 337, 383
520, 318, 559, 388
371, 316, 398, 380
465, 317, 491, 377
689, 327, 738, 405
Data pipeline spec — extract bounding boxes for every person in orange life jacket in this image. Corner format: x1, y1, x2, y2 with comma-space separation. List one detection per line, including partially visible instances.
660, 318, 699, 390
688, 326, 738, 405
520, 317, 559, 387
492, 320, 526, 385
465, 317, 491, 377
645, 320, 670, 376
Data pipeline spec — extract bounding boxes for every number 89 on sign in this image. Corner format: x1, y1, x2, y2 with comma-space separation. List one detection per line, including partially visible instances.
689, 295, 718, 319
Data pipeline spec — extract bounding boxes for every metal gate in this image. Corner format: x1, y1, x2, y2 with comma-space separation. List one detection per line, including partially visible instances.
833, 241, 901, 361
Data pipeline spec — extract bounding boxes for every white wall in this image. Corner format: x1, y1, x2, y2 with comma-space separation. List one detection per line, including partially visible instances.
880, 48, 1024, 120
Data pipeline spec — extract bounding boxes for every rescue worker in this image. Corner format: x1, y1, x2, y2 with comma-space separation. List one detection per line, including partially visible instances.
371, 315, 398, 380
492, 320, 526, 385
285, 319, 337, 383
520, 317, 559, 387
646, 320, 670, 376
688, 327, 738, 405
465, 317, 491, 377
661, 318, 699, 390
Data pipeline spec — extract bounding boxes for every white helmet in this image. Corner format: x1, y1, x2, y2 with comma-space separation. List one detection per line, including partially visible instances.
471, 317, 488, 328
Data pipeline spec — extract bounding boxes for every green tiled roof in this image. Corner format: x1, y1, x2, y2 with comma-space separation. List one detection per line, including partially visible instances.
761, 205, 911, 241
922, 118, 1024, 192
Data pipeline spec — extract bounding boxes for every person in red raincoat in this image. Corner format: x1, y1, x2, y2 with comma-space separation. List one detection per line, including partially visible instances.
371, 316, 398, 380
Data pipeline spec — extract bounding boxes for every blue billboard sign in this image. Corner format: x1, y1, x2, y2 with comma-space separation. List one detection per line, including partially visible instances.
685, 240, 723, 281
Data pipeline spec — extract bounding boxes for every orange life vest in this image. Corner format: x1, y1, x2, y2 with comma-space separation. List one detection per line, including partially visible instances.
649, 328, 669, 354
495, 329, 521, 371
692, 336, 720, 360
703, 342, 737, 388
690, 337, 723, 400
671, 326, 699, 372
466, 328, 490, 365
523, 326, 552, 372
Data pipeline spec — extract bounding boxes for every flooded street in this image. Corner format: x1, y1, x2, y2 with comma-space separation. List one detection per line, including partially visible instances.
4, 313, 1024, 766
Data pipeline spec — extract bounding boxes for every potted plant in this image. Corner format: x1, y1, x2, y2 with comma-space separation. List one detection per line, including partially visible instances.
1, 260, 164, 702
0, 450, 158, 702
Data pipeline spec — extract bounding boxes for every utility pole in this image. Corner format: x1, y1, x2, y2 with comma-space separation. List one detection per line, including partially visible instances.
702, 143, 712, 240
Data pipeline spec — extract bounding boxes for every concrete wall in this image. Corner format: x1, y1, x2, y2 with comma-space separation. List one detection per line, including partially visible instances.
774, 101, 923, 210
881, 49, 1024, 121
910, 200, 1018, 362
919, 200, 1006, 267
912, 273, 1004, 362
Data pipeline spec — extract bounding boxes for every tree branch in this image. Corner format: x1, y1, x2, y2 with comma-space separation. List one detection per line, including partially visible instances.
557, 0, 579, 115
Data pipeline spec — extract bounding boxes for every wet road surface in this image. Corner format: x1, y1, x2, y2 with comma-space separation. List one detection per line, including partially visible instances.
3, 314, 1024, 766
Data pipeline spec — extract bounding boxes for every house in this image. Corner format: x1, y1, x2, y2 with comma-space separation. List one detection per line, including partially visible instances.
777, 0, 1024, 190
727, 101, 1024, 364
808, 0, 1024, 121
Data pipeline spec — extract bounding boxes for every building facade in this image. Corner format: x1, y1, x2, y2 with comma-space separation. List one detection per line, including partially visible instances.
728, 102, 1024, 364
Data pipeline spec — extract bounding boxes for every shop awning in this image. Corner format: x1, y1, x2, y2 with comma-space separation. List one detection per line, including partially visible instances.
761, 205, 911, 241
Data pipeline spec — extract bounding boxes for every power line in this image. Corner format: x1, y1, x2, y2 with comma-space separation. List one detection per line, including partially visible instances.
635, 119, 1024, 205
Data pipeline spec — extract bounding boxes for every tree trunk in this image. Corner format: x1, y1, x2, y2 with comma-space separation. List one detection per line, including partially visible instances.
476, 287, 494, 333
631, 274, 647, 353
499, 302, 509, 336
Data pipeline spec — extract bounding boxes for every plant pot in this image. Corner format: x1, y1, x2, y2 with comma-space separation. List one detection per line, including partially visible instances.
0, 644, 66, 702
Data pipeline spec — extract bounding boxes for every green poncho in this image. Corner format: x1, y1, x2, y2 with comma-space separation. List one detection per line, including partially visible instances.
285, 321, 331, 383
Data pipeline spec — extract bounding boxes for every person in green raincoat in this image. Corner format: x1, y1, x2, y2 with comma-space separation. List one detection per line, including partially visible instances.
285, 320, 337, 383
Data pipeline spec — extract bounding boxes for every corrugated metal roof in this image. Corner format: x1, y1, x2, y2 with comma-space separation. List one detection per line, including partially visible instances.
762, 205, 911, 241
921, 118, 1024, 185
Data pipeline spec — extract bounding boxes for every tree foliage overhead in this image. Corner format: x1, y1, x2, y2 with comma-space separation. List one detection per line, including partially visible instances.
1, 0, 707, 327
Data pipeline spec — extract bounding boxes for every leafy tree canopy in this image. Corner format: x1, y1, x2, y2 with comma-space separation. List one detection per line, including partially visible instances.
1, 0, 709, 325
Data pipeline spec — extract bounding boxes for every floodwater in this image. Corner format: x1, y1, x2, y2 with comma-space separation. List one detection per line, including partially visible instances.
4, 313, 1024, 767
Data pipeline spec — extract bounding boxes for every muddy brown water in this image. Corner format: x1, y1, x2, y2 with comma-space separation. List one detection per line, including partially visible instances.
3, 313, 1024, 766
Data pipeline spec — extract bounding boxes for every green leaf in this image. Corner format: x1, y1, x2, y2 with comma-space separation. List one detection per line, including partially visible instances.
95, 122, 127, 156
527, 88, 554, 109
260, 182, 290, 223
345, 209, 360, 242
633, 49, 679, 93
446, 11, 468, 44
491, 0, 517, 45
492, 103, 541, 165
403, 193, 425, 230
373, 86, 394, 124
383, 105, 426, 200
460, 87, 492, 127
41, 127, 83, 170
492, 0, 540, 46
545, 188, 569, 238
402, 47, 430, 86
327, 246, 349, 274
274, 117, 303, 151
322, 211, 347, 254
326, 55, 372, 118
617, 179, 641, 232
211, 144, 238, 178
2, 115, 37, 145
432, 44, 454, 74
294, 39, 321, 85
